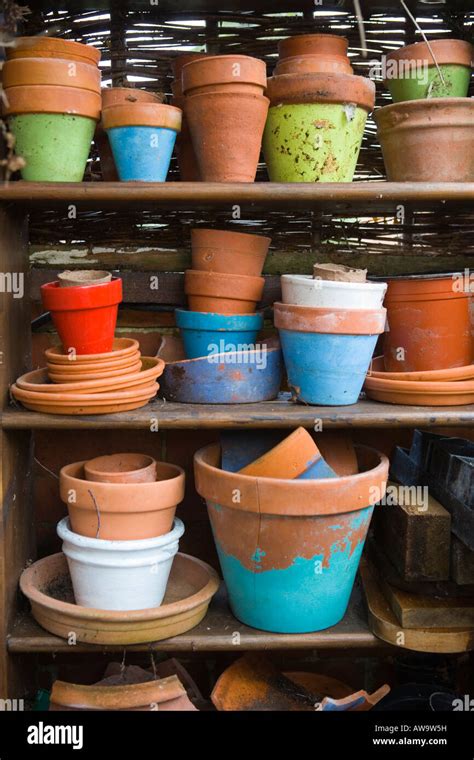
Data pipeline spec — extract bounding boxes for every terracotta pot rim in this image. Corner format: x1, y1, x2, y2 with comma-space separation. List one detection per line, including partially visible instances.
45, 338, 139, 364
182, 54, 267, 94
194, 443, 389, 515
7, 36, 101, 65
383, 272, 470, 301
50, 675, 185, 710
102, 102, 182, 131
369, 356, 474, 382
2, 58, 102, 92
84, 453, 156, 483
48, 360, 143, 381
274, 302, 387, 335
3, 84, 101, 119
266, 72, 375, 109
101, 87, 164, 108
61, 459, 185, 492
375, 98, 474, 129
17, 359, 164, 394
364, 374, 474, 393
20, 551, 220, 620
185, 91, 270, 104
385, 38, 473, 67
185, 269, 264, 283
185, 270, 265, 301
278, 33, 349, 59
191, 227, 272, 249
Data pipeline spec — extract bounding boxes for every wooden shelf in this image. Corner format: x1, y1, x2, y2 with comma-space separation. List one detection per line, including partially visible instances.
3, 397, 474, 430
2, 182, 473, 214
7, 583, 384, 654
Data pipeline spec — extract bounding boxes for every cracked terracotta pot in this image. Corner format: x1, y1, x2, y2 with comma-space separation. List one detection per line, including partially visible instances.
384, 39, 473, 102
181, 54, 267, 96
239, 426, 335, 479
383, 273, 472, 372
375, 98, 474, 182
194, 442, 388, 632
84, 453, 157, 484
275, 34, 353, 76
45, 338, 139, 365
7, 36, 101, 65
263, 72, 375, 182
184, 269, 265, 314
191, 228, 271, 276
60, 459, 185, 540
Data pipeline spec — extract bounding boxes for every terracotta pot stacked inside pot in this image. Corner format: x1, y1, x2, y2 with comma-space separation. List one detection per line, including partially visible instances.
11, 270, 164, 414
262, 34, 375, 183
179, 55, 270, 182
170, 53, 208, 181
56, 453, 186, 611
375, 38, 474, 181
364, 272, 474, 406
2, 37, 102, 182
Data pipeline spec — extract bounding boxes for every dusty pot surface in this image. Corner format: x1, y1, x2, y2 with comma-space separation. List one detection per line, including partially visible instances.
191, 228, 271, 276
281, 274, 387, 309
185, 91, 269, 182
84, 453, 157, 484
384, 39, 473, 101
313, 262, 367, 283
45, 338, 139, 365
58, 270, 112, 288
101, 87, 163, 109
3, 57, 101, 92
50, 674, 191, 711
60, 459, 185, 540
239, 427, 322, 478
7, 36, 101, 65
383, 273, 472, 372
185, 269, 264, 314
57, 516, 184, 610
375, 98, 474, 182
182, 54, 267, 96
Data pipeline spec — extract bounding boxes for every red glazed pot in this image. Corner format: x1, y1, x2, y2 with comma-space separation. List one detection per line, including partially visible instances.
41, 278, 122, 355
182, 54, 267, 96
383, 274, 472, 372
191, 228, 271, 276
184, 269, 265, 314
7, 36, 101, 66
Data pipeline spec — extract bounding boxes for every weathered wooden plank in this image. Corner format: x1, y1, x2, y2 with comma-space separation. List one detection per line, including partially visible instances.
380, 578, 474, 630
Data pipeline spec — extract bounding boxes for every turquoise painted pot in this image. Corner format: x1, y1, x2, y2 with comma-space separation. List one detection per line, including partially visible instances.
194, 443, 389, 633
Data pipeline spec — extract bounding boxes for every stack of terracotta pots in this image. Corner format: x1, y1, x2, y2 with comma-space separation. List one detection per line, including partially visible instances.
375, 38, 474, 181
263, 34, 376, 182
180, 55, 269, 182
11, 271, 164, 414
3, 36, 101, 181
57, 453, 186, 611
170, 53, 208, 181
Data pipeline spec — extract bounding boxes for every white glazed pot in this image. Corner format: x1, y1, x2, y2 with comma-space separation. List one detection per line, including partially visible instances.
281, 274, 387, 309
57, 516, 184, 611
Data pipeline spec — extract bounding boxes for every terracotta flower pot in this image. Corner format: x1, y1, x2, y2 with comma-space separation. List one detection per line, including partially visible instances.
84, 453, 157, 484
276, 34, 353, 76
60, 459, 185, 540
239, 427, 331, 479
7, 36, 101, 66
375, 98, 474, 182
45, 338, 139, 365
384, 39, 473, 102
181, 54, 267, 96
194, 442, 388, 632
50, 674, 193, 711
171, 94, 201, 181
185, 91, 269, 182
191, 228, 271, 276
2, 57, 101, 92
263, 73, 375, 182
58, 270, 112, 288
383, 273, 472, 372
184, 269, 265, 314
41, 278, 122, 355
171, 53, 209, 97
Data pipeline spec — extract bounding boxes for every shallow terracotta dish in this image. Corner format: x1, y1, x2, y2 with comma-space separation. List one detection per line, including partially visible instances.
369, 356, 474, 383
17, 359, 164, 395
364, 374, 474, 406
45, 338, 140, 365
10, 383, 158, 415
48, 359, 143, 384
84, 453, 157, 484
19, 552, 220, 645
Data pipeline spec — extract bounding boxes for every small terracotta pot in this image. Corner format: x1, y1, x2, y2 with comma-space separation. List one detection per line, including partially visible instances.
60, 459, 185, 540
375, 98, 474, 182
84, 453, 157, 484
50, 675, 192, 711
182, 54, 267, 96
2, 57, 101, 92
58, 270, 112, 288
239, 427, 319, 478
276, 34, 352, 76
7, 36, 101, 66
185, 91, 269, 182
3, 84, 101, 119
45, 338, 140, 365
171, 53, 209, 97
191, 228, 271, 276
171, 94, 201, 181
184, 269, 265, 314
383, 273, 472, 372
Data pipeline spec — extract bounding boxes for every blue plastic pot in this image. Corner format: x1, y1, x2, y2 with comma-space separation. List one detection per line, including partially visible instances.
107, 125, 178, 181
175, 309, 263, 360
194, 443, 389, 633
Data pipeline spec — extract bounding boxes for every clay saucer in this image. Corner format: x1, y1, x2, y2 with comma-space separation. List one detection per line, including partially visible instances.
369, 356, 474, 382
364, 374, 474, 406
20, 552, 220, 645
17, 359, 164, 395
45, 338, 140, 365
48, 359, 143, 383
10, 382, 159, 415
47, 354, 141, 376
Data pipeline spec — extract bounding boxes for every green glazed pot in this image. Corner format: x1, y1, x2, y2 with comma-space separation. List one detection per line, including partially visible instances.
9, 113, 96, 182
263, 102, 368, 183
385, 63, 471, 102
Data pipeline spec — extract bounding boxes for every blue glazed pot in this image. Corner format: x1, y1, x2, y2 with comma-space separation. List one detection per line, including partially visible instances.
160, 342, 282, 404
194, 443, 389, 633
107, 126, 178, 181
175, 309, 263, 360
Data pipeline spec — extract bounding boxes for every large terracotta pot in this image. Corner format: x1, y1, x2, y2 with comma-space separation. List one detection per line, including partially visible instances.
7, 36, 101, 65
59, 459, 185, 540
194, 442, 388, 633
275, 34, 353, 76
50, 675, 195, 711
383, 273, 472, 372
184, 269, 265, 314
2, 57, 101, 92
181, 54, 267, 96
375, 98, 474, 181
191, 228, 271, 276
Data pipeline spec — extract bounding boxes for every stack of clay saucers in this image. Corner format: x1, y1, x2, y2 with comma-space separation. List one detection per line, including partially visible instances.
11, 339, 164, 415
